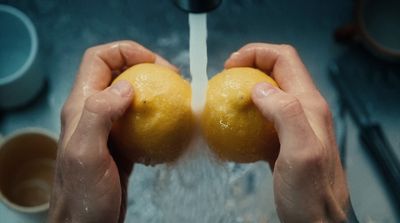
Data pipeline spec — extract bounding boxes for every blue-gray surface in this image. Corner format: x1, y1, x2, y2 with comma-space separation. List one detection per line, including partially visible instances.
0, 0, 399, 222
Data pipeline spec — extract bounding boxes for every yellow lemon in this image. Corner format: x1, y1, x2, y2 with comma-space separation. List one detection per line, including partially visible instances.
111, 63, 193, 165
202, 67, 280, 163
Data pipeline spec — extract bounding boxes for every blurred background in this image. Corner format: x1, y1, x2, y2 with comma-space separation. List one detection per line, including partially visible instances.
0, 0, 399, 222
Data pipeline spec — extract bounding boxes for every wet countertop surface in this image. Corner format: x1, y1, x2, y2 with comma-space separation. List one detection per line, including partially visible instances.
1, 0, 399, 222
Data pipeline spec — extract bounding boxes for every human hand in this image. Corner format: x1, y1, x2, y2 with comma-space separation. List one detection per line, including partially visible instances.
225, 43, 350, 222
48, 41, 176, 223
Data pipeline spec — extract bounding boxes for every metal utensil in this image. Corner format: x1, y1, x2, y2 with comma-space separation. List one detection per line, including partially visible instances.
330, 64, 400, 208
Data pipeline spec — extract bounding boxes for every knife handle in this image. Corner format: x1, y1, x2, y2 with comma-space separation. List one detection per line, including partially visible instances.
360, 124, 400, 207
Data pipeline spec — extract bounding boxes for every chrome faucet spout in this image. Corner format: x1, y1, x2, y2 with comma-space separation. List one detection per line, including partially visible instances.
173, 0, 222, 13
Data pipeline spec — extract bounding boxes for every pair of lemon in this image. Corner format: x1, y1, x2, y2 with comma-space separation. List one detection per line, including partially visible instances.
111, 63, 279, 165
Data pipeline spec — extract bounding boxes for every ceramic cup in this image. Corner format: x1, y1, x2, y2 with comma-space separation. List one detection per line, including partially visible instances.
0, 5, 43, 109
335, 0, 400, 61
0, 128, 57, 213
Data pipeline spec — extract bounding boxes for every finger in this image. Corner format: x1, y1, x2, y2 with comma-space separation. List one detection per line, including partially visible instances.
68, 80, 133, 156
225, 43, 317, 95
76, 40, 156, 93
62, 41, 155, 132
251, 82, 320, 157
155, 54, 180, 72
226, 43, 335, 147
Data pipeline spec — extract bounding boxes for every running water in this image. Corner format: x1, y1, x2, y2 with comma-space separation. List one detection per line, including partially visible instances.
126, 13, 275, 223
189, 13, 208, 114
150, 13, 234, 222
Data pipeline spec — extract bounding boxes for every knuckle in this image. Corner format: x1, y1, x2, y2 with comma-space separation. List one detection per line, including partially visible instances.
84, 94, 111, 117
83, 46, 102, 59
278, 97, 304, 119
61, 144, 109, 170
121, 40, 140, 48
303, 150, 324, 168
318, 98, 332, 118
241, 43, 269, 52
310, 95, 333, 119
117, 40, 148, 56
83, 47, 96, 57
62, 148, 85, 165
243, 42, 263, 48
280, 44, 297, 56
295, 145, 326, 170
59, 145, 87, 170
61, 149, 91, 170
277, 140, 327, 172
298, 92, 333, 121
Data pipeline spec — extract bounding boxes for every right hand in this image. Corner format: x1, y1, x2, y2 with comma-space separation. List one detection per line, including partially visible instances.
225, 43, 350, 222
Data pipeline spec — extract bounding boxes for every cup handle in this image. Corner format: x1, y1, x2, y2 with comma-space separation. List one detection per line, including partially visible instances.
334, 21, 361, 43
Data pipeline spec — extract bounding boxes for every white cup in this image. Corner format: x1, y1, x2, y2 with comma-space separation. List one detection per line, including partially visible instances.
0, 128, 57, 213
0, 5, 43, 109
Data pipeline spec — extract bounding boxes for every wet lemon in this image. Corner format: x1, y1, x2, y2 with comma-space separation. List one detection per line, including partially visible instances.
111, 63, 193, 165
202, 67, 279, 163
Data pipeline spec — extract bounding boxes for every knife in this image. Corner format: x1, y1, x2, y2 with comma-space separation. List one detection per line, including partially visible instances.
329, 64, 400, 209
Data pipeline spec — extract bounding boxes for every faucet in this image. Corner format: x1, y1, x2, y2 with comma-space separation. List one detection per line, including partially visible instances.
173, 0, 222, 13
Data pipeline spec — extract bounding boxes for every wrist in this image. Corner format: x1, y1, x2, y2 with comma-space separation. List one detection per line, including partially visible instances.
277, 188, 351, 222
48, 193, 120, 223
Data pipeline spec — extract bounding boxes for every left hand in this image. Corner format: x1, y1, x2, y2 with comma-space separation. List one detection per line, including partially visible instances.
48, 40, 176, 223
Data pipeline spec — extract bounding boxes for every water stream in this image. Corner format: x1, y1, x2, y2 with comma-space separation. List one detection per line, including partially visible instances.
189, 13, 208, 115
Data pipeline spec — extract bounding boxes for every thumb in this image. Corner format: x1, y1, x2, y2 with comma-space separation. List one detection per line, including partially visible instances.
251, 82, 317, 157
73, 80, 133, 147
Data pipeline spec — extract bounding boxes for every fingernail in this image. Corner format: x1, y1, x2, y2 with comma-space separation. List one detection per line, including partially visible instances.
111, 80, 132, 97
253, 82, 276, 98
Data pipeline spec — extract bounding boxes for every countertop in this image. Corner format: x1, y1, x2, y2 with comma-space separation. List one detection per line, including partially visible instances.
0, 0, 399, 222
